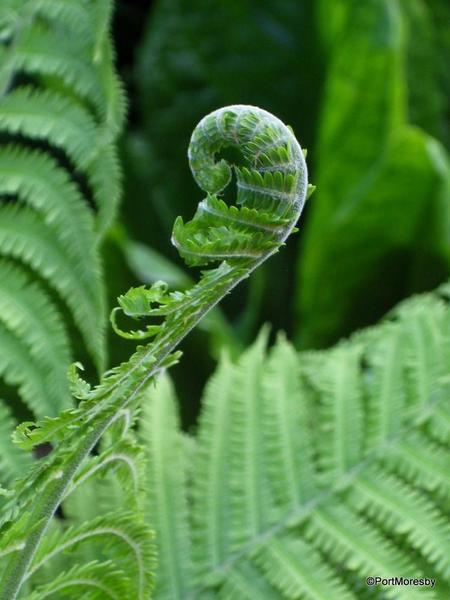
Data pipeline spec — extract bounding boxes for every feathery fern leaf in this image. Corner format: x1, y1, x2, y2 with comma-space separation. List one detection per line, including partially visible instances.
25, 511, 155, 598
0, 0, 125, 409
0, 260, 71, 416
139, 284, 450, 599
25, 561, 130, 600
139, 375, 194, 599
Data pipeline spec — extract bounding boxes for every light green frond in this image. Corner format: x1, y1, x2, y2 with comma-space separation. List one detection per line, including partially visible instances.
228, 328, 273, 546
399, 295, 448, 394
95, 35, 127, 140
62, 474, 140, 559
192, 354, 236, 577
139, 374, 194, 599
426, 402, 450, 443
0, 512, 32, 565
349, 468, 450, 577
305, 504, 434, 600
219, 560, 281, 599
88, 145, 123, 237
27, 512, 155, 598
12, 407, 83, 451
0, 3, 135, 596
0, 201, 104, 370
255, 535, 354, 600
26, 561, 129, 600
263, 335, 317, 510
0, 143, 99, 247
11, 26, 104, 114
308, 343, 364, 483
0, 0, 124, 422
141, 284, 449, 598
32, 0, 93, 41
381, 430, 450, 501
0, 324, 59, 419
362, 321, 405, 452
65, 438, 144, 510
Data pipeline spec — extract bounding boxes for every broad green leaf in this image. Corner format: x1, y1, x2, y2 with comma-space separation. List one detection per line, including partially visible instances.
296, 0, 450, 347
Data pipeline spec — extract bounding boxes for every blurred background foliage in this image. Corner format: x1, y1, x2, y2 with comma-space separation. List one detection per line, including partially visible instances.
110, 0, 449, 422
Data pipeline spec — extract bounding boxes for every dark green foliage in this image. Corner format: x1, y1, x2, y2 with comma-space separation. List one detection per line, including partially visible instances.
296, 0, 450, 346
131, 0, 315, 235
0, 0, 125, 446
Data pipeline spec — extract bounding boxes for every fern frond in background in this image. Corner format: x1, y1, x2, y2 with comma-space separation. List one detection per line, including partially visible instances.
141, 284, 450, 599
0, 0, 125, 444
0, 399, 30, 486
0, 2, 148, 596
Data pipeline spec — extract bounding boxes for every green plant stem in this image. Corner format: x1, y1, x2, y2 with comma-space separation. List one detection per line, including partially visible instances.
0, 257, 276, 599
0, 104, 308, 597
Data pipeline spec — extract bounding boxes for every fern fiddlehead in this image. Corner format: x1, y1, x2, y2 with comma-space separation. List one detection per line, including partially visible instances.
0, 105, 309, 599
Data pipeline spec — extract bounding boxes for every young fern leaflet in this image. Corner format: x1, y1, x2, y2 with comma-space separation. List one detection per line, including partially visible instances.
0, 105, 310, 599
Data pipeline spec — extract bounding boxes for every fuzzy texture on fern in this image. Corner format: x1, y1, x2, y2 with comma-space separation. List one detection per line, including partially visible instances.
0, 104, 308, 599
0, 0, 126, 426
139, 284, 450, 599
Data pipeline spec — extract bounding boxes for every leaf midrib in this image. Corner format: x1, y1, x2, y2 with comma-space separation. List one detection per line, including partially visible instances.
191, 388, 446, 594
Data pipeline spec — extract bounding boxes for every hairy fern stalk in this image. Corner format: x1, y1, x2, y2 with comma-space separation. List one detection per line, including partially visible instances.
0, 98, 309, 597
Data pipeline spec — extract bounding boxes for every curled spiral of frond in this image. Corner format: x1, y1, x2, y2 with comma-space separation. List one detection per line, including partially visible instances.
172, 105, 309, 266
111, 106, 310, 342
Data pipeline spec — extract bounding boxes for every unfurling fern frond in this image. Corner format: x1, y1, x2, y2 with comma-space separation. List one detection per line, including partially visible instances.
139, 285, 450, 599
0, 104, 309, 599
0, 0, 126, 419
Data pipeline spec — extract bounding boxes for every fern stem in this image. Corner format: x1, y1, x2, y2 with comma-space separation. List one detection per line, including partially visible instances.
0, 264, 261, 599
0, 416, 112, 600
0, 105, 308, 597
